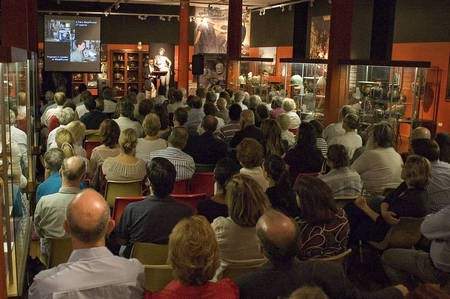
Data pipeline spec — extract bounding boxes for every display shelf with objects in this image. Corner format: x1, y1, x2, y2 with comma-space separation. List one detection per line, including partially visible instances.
338, 60, 440, 150
227, 57, 274, 99
0, 47, 37, 297
110, 50, 145, 97
280, 58, 328, 121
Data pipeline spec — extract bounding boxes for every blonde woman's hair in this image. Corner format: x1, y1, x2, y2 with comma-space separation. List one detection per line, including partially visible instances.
289, 286, 329, 299
168, 215, 220, 286
119, 128, 138, 155
66, 120, 86, 143
55, 128, 75, 158
276, 113, 291, 131
282, 98, 296, 112
403, 154, 432, 188
142, 113, 161, 137
226, 174, 270, 227
261, 119, 284, 157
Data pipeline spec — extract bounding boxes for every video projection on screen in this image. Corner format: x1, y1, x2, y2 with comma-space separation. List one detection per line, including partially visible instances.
44, 15, 101, 72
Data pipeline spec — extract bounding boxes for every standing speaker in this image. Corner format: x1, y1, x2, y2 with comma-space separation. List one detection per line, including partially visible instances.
192, 54, 204, 75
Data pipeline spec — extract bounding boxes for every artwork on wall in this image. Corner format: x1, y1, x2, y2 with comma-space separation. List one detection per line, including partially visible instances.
197, 54, 227, 90
258, 47, 277, 75
310, 15, 330, 59
193, 6, 251, 56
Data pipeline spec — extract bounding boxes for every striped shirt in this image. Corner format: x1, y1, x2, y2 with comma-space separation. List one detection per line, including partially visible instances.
148, 147, 195, 181
217, 121, 241, 143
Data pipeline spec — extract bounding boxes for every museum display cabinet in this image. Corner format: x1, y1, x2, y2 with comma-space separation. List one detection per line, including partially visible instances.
110, 50, 145, 97
0, 47, 37, 297
338, 60, 440, 148
227, 57, 274, 98
280, 58, 328, 121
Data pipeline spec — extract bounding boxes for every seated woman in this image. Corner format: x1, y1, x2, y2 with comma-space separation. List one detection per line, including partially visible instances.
263, 155, 300, 218
197, 157, 240, 223
282, 98, 301, 129
148, 215, 239, 299
102, 128, 146, 181
319, 144, 362, 198
276, 114, 296, 148
295, 176, 349, 260
114, 99, 144, 137
236, 138, 269, 191
345, 155, 430, 246
285, 122, 324, 184
136, 113, 167, 161
261, 119, 288, 157
66, 120, 87, 158
212, 174, 270, 278
89, 120, 121, 184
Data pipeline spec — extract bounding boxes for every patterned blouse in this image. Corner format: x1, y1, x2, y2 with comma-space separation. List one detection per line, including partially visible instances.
296, 208, 350, 260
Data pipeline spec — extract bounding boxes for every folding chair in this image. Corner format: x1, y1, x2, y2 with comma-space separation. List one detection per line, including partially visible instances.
112, 196, 146, 223
48, 238, 73, 267
130, 242, 169, 265
171, 193, 206, 214
104, 180, 143, 209
191, 172, 215, 197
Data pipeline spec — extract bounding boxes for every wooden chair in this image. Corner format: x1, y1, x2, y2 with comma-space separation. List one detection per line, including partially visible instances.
104, 180, 143, 209
195, 163, 215, 173
85, 132, 102, 141
84, 140, 101, 160
112, 196, 146, 223
368, 217, 425, 251
172, 179, 190, 194
48, 238, 73, 268
222, 262, 264, 280
334, 195, 358, 209
131, 242, 169, 265
191, 172, 214, 197
144, 264, 173, 292
310, 248, 352, 263
171, 193, 206, 214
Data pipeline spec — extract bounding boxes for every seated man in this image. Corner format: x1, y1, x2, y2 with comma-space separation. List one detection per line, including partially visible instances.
34, 156, 85, 261
217, 104, 242, 143
29, 189, 144, 299
382, 204, 450, 289
236, 209, 407, 299
411, 139, 450, 213
184, 115, 227, 165
149, 127, 195, 181
229, 109, 264, 148
113, 157, 192, 257
36, 148, 65, 203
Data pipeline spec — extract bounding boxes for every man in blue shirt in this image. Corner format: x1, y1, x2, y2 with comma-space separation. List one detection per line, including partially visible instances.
36, 148, 65, 203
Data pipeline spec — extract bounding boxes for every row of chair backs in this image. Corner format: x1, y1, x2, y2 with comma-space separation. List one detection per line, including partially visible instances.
48, 238, 73, 268
112, 196, 146, 223
171, 193, 207, 214
104, 180, 143, 208
131, 242, 169, 265
172, 172, 215, 197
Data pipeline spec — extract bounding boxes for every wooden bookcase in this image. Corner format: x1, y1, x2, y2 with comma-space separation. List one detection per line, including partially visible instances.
110, 50, 145, 97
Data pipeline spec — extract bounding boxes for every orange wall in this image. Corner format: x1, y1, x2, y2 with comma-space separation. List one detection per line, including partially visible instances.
392, 42, 450, 133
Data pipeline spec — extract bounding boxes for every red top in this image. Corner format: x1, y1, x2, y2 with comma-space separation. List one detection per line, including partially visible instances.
145, 279, 239, 299
48, 115, 60, 133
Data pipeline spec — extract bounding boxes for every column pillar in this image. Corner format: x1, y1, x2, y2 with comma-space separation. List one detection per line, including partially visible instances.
1, 0, 38, 52
370, 0, 396, 60
178, 0, 190, 90
292, 3, 309, 59
325, 0, 353, 124
227, 0, 242, 59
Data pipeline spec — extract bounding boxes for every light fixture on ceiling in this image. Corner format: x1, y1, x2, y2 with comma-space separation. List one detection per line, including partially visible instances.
254, 0, 311, 16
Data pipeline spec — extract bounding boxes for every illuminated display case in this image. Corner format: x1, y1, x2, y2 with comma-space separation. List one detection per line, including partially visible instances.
338, 60, 440, 148
0, 47, 36, 297
227, 57, 274, 98
280, 58, 328, 121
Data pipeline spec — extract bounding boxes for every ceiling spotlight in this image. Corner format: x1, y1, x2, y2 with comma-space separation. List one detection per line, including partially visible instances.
259, 10, 263, 16
115, 3, 120, 9
281, 6, 285, 12
288, 5, 292, 11
104, 10, 110, 17
262, 9, 266, 15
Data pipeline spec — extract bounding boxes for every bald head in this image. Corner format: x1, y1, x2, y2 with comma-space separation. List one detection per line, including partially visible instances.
61, 156, 86, 183
202, 115, 218, 133
65, 189, 112, 246
256, 209, 298, 262
241, 109, 255, 128
411, 126, 431, 141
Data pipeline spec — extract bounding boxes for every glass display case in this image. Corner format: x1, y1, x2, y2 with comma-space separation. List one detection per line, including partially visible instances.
227, 57, 274, 98
338, 60, 440, 149
0, 47, 36, 297
280, 58, 328, 121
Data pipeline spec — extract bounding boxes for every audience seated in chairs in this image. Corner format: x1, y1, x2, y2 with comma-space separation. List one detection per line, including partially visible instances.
435, 132, 450, 163
102, 128, 146, 181
229, 109, 264, 148
263, 155, 300, 218
212, 174, 269, 279
235, 209, 408, 298
261, 119, 288, 157
111, 157, 192, 258
323, 105, 356, 144
236, 138, 269, 191
79, 96, 108, 130
136, 113, 167, 161
329, 113, 362, 160
146, 215, 239, 299
66, 120, 87, 158
277, 113, 296, 149
36, 148, 65, 203
29, 189, 145, 299
319, 144, 362, 198
285, 122, 325, 184
294, 176, 349, 260
282, 98, 301, 130
217, 104, 242, 143
114, 99, 144, 137
345, 155, 430, 246
46, 107, 75, 149
197, 157, 240, 223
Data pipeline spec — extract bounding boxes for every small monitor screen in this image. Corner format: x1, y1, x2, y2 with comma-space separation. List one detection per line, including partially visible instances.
44, 15, 101, 72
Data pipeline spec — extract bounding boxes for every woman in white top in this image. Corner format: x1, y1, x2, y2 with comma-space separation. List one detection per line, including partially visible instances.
329, 113, 362, 160
136, 113, 167, 161
114, 99, 143, 137
236, 138, 270, 191
351, 122, 403, 195
212, 174, 270, 279
102, 128, 146, 181
282, 98, 301, 130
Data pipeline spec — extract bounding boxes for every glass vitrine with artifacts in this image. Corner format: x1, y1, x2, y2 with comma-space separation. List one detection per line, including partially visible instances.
0, 47, 36, 297
227, 57, 274, 97
280, 58, 328, 121
338, 60, 440, 148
